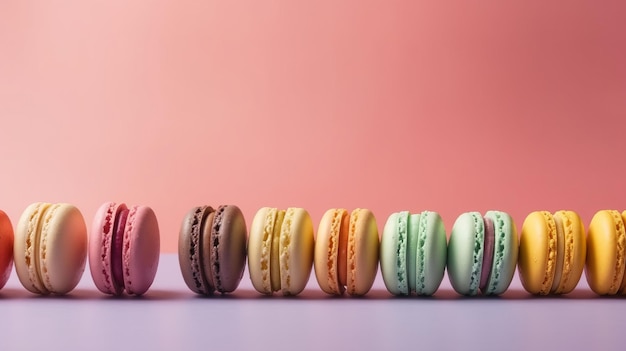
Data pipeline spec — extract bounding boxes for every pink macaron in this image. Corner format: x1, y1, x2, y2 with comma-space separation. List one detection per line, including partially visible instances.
89, 202, 160, 296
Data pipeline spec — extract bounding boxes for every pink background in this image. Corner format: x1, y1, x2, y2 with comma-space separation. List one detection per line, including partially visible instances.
1, 1, 625, 253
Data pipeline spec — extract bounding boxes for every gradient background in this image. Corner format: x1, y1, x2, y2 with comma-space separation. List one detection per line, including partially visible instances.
1, 1, 625, 253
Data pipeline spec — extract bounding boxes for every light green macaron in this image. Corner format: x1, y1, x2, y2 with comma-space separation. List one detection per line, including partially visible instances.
447, 211, 518, 296
380, 211, 447, 296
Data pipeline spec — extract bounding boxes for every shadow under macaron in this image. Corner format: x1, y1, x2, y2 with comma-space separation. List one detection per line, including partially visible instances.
0, 286, 617, 301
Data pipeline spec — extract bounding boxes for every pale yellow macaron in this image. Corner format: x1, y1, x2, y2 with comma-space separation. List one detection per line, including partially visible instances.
314, 208, 379, 296
248, 207, 314, 296
585, 210, 626, 295
14, 203, 87, 295
518, 210, 585, 295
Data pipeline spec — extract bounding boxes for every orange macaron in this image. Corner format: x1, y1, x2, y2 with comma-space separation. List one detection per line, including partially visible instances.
314, 208, 379, 296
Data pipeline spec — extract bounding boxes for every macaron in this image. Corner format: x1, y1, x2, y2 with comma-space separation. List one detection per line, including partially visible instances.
518, 210, 585, 295
248, 207, 314, 296
89, 202, 160, 296
447, 211, 518, 296
314, 208, 379, 296
178, 205, 247, 295
380, 211, 447, 296
0, 210, 14, 290
14, 203, 87, 295
585, 210, 626, 295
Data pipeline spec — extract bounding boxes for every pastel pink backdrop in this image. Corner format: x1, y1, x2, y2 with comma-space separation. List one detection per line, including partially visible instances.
1, 1, 625, 253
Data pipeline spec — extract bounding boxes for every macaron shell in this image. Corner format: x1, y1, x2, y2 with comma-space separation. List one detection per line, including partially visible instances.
483, 211, 518, 295
380, 212, 408, 295
210, 205, 247, 293
122, 205, 160, 295
314, 208, 347, 295
89, 202, 126, 295
247, 207, 276, 294
14, 202, 51, 294
585, 210, 625, 295
418, 211, 447, 296
0, 210, 14, 289
347, 208, 379, 296
551, 210, 585, 294
39, 204, 87, 294
518, 211, 557, 295
279, 208, 314, 296
178, 206, 213, 294
447, 212, 484, 296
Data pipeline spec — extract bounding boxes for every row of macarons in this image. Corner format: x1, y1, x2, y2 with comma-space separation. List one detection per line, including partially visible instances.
0, 202, 622, 297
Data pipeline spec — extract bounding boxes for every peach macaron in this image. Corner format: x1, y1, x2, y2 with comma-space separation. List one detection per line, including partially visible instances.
314, 208, 379, 296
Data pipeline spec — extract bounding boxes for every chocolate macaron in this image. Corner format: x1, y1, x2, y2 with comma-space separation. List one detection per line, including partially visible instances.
178, 205, 247, 295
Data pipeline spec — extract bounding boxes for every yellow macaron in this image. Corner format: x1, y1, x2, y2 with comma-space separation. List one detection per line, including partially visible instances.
247, 207, 314, 296
585, 210, 626, 295
518, 210, 586, 295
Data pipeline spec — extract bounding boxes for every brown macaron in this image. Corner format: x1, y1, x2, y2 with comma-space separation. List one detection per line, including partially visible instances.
179, 205, 247, 295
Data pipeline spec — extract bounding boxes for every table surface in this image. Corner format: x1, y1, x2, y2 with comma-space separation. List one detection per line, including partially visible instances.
0, 254, 624, 351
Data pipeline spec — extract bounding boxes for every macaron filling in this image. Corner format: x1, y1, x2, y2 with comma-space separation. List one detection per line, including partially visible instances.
210, 206, 226, 292
201, 210, 216, 291
479, 217, 495, 292
270, 210, 284, 292
337, 210, 348, 293
111, 208, 129, 293
550, 212, 566, 293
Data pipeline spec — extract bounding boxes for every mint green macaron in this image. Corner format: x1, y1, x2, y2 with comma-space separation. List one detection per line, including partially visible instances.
447, 211, 518, 296
380, 211, 447, 296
